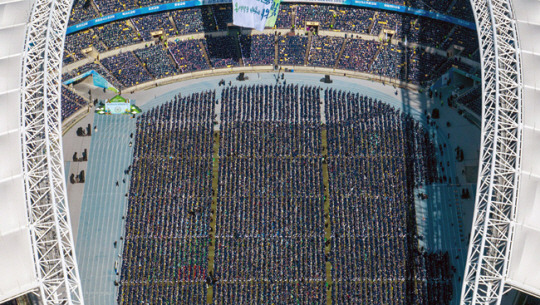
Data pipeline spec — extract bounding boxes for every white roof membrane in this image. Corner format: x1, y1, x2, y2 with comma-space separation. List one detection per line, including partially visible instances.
507, 0, 540, 298
0, 0, 39, 302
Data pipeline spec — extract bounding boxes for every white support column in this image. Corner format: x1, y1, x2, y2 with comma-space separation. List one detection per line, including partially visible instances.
20, 0, 84, 303
461, 0, 522, 304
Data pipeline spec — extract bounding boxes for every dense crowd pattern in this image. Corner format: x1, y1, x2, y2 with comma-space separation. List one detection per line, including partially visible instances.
308, 36, 344, 68
63, 3, 481, 118
369, 43, 405, 80
65, 2, 478, 62
61, 86, 87, 120
324, 88, 450, 304
93, 20, 142, 50
117, 85, 456, 304
168, 39, 211, 73
134, 44, 179, 78
170, 7, 224, 34
61, 25, 480, 119
408, 48, 449, 84
278, 35, 308, 66
63, 30, 473, 89
214, 84, 326, 303
63, 1, 480, 128
101, 51, 153, 87
239, 34, 275, 66
131, 12, 177, 41
206, 35, 240, 68
69, 0, 474, 27
64, 29, 106, 57
119, 91, 216, 304
337, 39, 378, 72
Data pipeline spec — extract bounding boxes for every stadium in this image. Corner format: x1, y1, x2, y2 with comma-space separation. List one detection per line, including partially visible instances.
0, 0, 537, 304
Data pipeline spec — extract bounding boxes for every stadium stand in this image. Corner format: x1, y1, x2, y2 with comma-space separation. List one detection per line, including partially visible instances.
130, 12, 176, 41
369, 43, 405, 80
170, 8, 206, 35
441, 27, 478, 57
331, 6, 375, 34
295, 4, 335, 30
274, 3, 293, 29
61, 86, 87, 121
307, 36, 344, 67
371, 11, 405, 38
447, 0, 475, 22
64, 29, 106, 57
66, 0, 476, 29
133, 44, 179, 78
239, 34, 275, 66
60, 3, 481, 121
92, 0, 132, 16
408, 48, 449, 85
94, 20, 142, 50
63, 3, 480, 69
168, 39, 211, 73
100, 51, 153, 87
277, 35, 308, 66
406, 17, 455, 49
63, 49, 79, 66
211, 5, 233, 31
455, 86, 482, 116
205, 35, 240, 68
337, 39, 379, 72
68, 0, 99, 26
63, 62, 122, 89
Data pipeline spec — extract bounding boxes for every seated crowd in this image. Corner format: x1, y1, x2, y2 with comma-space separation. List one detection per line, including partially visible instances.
69, 0, 474, 27
239, 34, 275, 67
117, 84, 454, 304
119, 91, 216, 304
168, 39, 210, 73
100, 51, 153, 87
308, 36, 344, 68
324, 88, 449, 304
215, 85, 324, 304
278, 35, 308, 66
62, 3, 481, 122
337, 39, 378, 72
134, 44, 179, 78
93, 20, 142, 50
369, 43, 405, 81
65, 2, 478, 59
131, 12, 177, 41
61, 86, 87, 121
171, 8, 208, 35
206, 35, 241, 68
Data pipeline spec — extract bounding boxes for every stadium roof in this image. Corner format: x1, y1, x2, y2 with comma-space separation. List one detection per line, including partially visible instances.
0, 0, 39, 302
0, 0, 539, 303
506, 0, 540, 298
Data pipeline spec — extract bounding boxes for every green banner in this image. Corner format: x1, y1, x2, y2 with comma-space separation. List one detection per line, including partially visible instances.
265, 0, 281, 28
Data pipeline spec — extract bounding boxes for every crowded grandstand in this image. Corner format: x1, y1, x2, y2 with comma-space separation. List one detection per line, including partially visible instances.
61, 2, 481, 120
